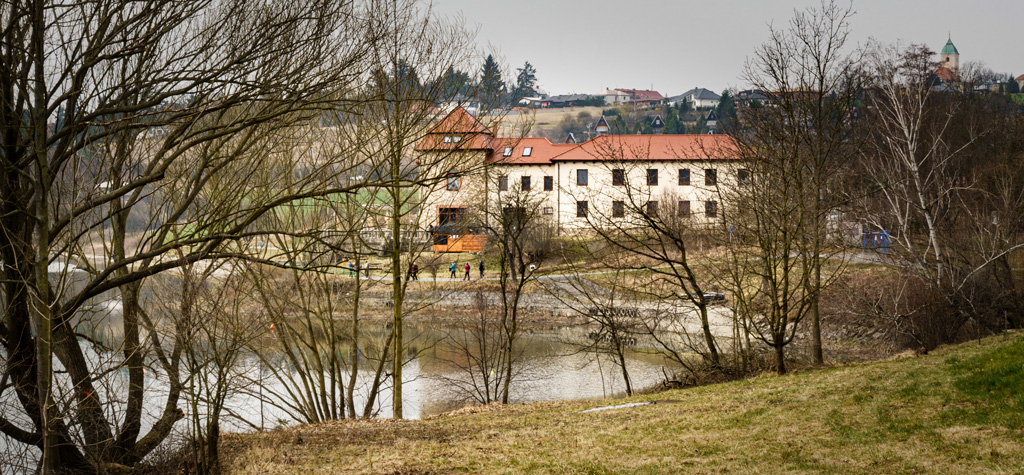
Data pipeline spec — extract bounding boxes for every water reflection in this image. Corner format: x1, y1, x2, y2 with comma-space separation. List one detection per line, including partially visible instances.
235, 321, 671, 423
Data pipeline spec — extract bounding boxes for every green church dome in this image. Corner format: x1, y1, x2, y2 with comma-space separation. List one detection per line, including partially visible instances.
941, 38, 958, 55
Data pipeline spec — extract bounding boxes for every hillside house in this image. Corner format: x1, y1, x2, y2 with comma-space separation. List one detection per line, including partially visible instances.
669, 88, 721, 109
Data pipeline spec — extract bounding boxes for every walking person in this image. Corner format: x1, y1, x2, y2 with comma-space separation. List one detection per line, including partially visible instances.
449, 262, 457, 278
463, 262, 471, 280
478, 259, 485, 279
411, 263, 418, 281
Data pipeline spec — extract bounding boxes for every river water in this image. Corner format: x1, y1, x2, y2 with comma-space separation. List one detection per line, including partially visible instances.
193, 321, 673, 429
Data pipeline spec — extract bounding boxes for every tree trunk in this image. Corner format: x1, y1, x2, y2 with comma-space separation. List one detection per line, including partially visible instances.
698, 305, 720, 366
809, 253, 824, 365
775, 340, 787, 375
390, 183, 404, 419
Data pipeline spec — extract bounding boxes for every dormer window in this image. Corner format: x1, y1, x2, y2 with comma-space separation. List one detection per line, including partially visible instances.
443, 135, 462, 143
503, 147, 513, 157
522, 147, 532, 157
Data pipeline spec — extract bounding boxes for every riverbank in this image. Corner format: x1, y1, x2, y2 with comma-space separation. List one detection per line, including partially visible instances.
222, 332, 1024, 474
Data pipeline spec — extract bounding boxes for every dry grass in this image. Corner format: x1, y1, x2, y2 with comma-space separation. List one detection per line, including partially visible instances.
222, 333, 1024, 474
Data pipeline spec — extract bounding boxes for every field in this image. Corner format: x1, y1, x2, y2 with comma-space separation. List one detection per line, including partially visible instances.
494, 106, 607, 138
222, 332, 1024, 474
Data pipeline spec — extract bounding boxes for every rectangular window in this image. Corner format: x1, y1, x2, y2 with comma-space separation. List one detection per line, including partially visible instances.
521, 176, 531, 191
446, 170, 459, 190
738, 168, 751, 185
679, 168, 690, 185
543, 207, 553, 215
612, 200, 625, 218
678, 200, 691, 217
577, 201, 588, 218
498, 175, 508, 191
705, 169, 717, 186
705, 200, 718, 218
646, 200, 658, 216
503, 147, 513, 157
612, 169, 625, 186
443, 135, 462, 143
544, 176, 553, 191
647, 168, 658, 186
438, 207, 465, 226
577, 169, 588, 186
523, 146, 533, 157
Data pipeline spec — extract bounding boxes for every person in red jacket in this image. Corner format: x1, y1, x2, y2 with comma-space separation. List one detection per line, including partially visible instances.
463, 262, 471, 280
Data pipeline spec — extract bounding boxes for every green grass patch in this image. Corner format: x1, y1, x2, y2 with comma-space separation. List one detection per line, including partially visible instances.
224, 333, 1024, 474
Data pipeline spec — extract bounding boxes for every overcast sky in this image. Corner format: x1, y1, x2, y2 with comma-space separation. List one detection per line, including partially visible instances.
433, 0, 1022, 96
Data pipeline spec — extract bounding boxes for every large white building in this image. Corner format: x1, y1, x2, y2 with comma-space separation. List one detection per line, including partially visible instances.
417, 108, 745, 249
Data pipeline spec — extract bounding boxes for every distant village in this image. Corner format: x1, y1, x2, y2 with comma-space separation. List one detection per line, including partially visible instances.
456, 37, 1023, 142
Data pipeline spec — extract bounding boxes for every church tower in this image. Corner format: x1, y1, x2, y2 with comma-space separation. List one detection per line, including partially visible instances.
940, 36, 959, 73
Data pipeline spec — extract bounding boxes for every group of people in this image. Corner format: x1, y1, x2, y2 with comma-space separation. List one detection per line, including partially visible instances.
449, 260, 484, 280
357, 259, 535, 282
403, 259, 484, 281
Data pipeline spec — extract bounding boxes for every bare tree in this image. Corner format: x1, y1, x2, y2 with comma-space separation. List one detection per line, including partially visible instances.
724, 0, 859, 370
0, 0, 394, 471
858, 42, 1024, 347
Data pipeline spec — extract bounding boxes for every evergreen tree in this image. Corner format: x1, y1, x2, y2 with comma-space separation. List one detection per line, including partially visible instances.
478, 54, 506, 110
716, 90, 737, 129
431, 66, 472, 102
511, 61, 538, 104
663, 105, 680, 134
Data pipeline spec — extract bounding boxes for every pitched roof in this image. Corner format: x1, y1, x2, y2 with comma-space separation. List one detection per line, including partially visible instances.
550, 134, 738, 163
935, 66, 956, 81
419, 109, 739, 164
618, 89, 665, 102
1016, 74, 1024, 81
415, 106, 494, 151
677, 88, 721, 101
940, 38, 959, 55
484, 137, 576, 165
482, 135, 738, 165
426, 106, 490, 135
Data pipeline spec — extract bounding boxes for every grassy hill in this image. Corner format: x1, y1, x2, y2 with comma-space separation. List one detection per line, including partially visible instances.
223, 333, 1024, 474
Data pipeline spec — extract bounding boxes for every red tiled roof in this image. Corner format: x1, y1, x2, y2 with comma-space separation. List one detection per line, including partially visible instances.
484, 137, 576, 165
1016, 74, 1024, 81
418, 108, 738, 161
551, 134, 737, 162
935, 67, 956, 81
415, 106, 493, 151
618, 89, 665, 102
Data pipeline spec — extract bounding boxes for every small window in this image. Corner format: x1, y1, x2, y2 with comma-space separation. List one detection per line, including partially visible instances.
612, 200, 625, 218
679, 169, 690, 186
522, 146, 532, 157
705, 169, 717, 186
647, 169, 658, 186
498, 175, 508, 191
543, 207, 553, 215
503, 147, 513, 157
738, 169, 750, 185
646, 200, 658, 217
446, 170, 459, 190
576, 201, 588, 218
705, 200, 718, 218
612, 169, 625, 186
443, 135, 462, 143
521, 176, 531, 191
678, 200, 691, 217
577, 169, 588, 186
544, 176, 553, 191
